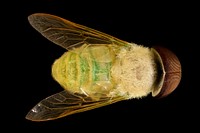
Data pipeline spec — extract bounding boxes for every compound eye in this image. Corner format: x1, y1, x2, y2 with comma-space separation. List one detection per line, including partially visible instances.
152, 46, 181, 98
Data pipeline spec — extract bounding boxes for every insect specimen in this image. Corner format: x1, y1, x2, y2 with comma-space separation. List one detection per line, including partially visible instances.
26, 13, 181, 121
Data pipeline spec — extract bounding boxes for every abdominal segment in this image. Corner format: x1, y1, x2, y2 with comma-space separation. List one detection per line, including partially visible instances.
52, 44, 116, 99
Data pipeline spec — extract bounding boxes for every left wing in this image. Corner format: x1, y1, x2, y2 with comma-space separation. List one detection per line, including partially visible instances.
26, 90, 124, 121
28, 13, 129, 50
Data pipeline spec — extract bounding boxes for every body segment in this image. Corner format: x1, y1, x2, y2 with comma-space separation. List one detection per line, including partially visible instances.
52, 44, 115, 99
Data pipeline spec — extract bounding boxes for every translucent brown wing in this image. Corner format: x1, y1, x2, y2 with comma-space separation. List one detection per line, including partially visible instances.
26, 90, 124, 121
28, 13, 129, 50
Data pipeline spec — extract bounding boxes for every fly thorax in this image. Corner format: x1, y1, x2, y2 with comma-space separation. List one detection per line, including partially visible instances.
111, 44, 158, 99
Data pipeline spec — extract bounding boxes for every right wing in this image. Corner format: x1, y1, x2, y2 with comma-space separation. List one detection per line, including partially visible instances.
26, 90, 124, 121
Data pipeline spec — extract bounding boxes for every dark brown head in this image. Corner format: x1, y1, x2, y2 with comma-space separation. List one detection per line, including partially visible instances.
151, 46, 181, 98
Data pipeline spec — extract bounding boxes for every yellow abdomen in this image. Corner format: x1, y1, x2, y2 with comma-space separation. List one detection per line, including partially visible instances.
52, 44, 116, 98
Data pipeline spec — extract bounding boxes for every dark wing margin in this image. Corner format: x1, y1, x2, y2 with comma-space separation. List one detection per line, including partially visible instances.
26, 90, 124, 121
28, 13, 129, 50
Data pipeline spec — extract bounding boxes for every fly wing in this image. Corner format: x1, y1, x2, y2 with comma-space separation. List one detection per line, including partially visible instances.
26, 90, 124, 121
28, 13, 129, 50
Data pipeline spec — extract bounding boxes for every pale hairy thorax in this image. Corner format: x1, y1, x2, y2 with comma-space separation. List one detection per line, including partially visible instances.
110, 43, 158, 99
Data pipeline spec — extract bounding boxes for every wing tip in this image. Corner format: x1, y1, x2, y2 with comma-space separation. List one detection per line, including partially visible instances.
27, 13, 40, 28
27, 13, 45, 23
25, 110, 42, 122
25, 103, 53, 122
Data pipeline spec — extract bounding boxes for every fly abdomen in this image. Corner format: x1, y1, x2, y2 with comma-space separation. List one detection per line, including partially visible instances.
52, 44, 116, 98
